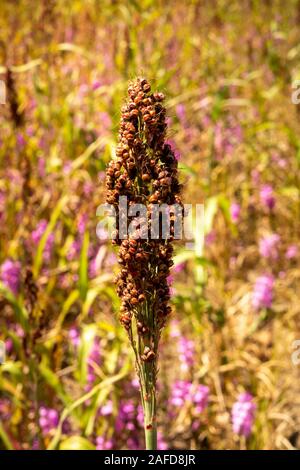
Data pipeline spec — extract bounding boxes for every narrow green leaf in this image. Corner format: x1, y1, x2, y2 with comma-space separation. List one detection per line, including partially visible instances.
0, 422, 14, 450
79, 231, 89, 301
0, 283, 29, 332
55, 289, 80, 330
38, 362, 71, 406
78, 325, 97, 384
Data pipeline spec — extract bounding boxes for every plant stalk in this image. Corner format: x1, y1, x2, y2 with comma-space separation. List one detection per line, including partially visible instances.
144, 390, 157, 450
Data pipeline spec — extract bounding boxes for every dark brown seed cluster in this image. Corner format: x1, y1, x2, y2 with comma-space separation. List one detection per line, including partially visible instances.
24, 268, 38, 316
106, 78, 182, 364
6, 68, 24, 128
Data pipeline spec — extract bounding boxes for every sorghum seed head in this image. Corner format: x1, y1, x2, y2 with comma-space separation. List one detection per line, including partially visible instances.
105, 78, 182, 380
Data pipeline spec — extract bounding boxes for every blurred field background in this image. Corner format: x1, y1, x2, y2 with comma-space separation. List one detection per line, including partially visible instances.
0, 0, 300, 450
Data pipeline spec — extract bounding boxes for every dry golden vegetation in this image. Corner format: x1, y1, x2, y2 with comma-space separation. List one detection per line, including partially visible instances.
0, 0, 299, 450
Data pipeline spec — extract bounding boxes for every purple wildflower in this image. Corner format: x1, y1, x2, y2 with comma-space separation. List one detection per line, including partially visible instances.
87, 338, 101, 385
16, 133, 26, 148
231, 392, 256, 437
252, 275, 274, 310
137, 404, 144, 428
178, 337, 195, 372
5, 338, 13, 355
176, 104, 186, 125
205, 230, 216, 246
115, 400, 137, 433
83, 181, 93, 196
39, 407, 59, 435
31, 220, 47, 244
127, 437, 141, 450
77, 214, 88, 235
89, 257, 98, 279
99, 400, 113, 417
260, 185, 275, 210
92, 80, 102, 91
68, 327, 80, 348
157, 431, 168, 450
96, 436, 113, 450
131, 378, 140, 389
285, 244, 298, 260
194, 385, 210, 413
173, 262, 185, 274
66, 239, 81, 261
0, 260, 21, 295
170, 380, 209, 412
230, 202, 241, 223
31, 220, 54, 262
259, 233, 280, 259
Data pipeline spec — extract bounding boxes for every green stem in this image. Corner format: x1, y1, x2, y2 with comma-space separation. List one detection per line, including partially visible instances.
133, 292, 158, 449
144, 392, 157, 450
0, 421, 14, 450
